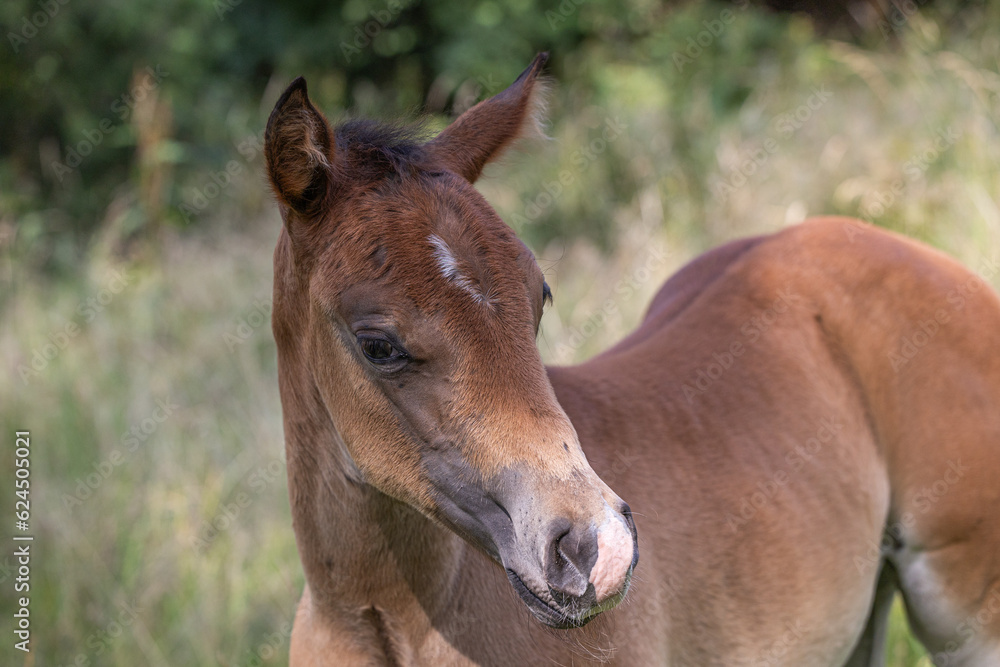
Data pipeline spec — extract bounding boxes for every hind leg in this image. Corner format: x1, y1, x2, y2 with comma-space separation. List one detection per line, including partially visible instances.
844, 561, 898, 667
878, 372, 1000, 666
892, 532, 1000, 667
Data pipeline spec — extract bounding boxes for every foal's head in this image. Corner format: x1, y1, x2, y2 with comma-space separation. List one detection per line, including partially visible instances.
265, 54, 637, 628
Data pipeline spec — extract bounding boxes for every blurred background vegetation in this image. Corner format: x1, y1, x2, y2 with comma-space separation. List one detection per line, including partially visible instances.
2, 0, 999, 665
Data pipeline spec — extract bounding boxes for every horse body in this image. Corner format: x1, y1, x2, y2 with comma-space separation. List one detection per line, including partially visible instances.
558, 219, 1000, 666
266, 56, 1000, 666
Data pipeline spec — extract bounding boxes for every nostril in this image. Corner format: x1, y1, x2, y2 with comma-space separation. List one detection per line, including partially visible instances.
544, 520, 597, 599
551, 527, 570, 566
617, 502, 640, 571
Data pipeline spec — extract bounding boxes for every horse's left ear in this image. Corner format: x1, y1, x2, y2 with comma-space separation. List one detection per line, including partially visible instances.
426, 53, 549, 183
265, 76, 334, 216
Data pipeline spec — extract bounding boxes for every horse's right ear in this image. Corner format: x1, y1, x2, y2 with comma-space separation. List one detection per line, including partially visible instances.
265, 77, 334, 216
426, 54, 549, 184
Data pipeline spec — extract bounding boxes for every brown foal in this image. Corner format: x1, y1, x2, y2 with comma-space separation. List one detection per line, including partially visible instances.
265, 54, 1000, 666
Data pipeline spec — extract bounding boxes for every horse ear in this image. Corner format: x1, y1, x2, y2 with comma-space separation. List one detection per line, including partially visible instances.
265, 77, 334, 215
426, 53, 549, 183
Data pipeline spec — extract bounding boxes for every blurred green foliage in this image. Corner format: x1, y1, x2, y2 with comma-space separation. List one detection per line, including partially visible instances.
2, 0, 980, 273
1, 0, 599, 271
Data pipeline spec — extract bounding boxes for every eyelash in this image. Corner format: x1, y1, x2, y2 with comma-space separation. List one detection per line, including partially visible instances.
357, 333, 409, 369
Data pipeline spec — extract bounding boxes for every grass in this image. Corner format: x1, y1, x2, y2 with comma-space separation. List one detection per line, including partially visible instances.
3, 2, 999, 665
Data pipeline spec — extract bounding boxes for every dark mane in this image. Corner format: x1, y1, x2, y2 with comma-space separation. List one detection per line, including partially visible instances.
336, 119, 430, 180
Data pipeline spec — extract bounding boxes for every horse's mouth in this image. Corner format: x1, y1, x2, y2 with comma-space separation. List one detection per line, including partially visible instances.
505, 568, 631, 629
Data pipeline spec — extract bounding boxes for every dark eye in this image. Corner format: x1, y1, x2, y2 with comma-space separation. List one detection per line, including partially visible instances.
358, 334, 408, 367
542, 281, 553, 306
